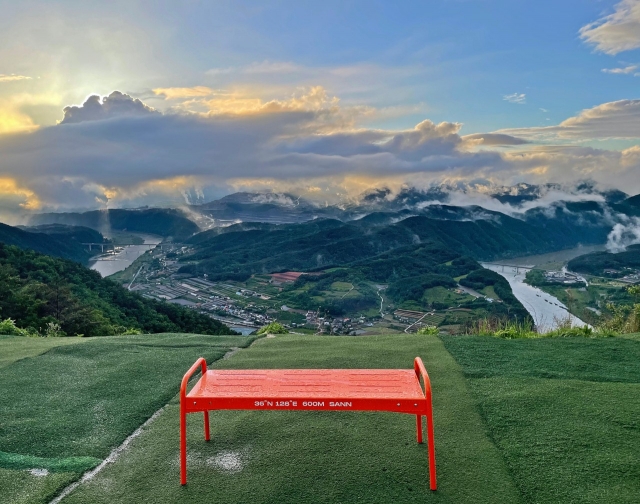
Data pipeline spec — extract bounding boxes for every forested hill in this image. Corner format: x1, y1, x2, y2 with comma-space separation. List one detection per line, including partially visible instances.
180, 212, 610, 280
19, 224, 105, 244
568, 245, 640, 276
0, 223, 95, 264
0, 243, 234, 336
28, 208, 199, 240
179, 218, 531, 322
613, 194, 640, 217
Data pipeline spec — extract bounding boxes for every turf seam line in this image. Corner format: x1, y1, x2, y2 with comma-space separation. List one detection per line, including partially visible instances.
47, 343, 249, 503
48, 406, 167, 504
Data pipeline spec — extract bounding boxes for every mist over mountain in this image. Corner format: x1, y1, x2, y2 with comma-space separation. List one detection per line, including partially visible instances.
28, 208, 199, 241
16, 182, 640, 260
0, 223, 100, 263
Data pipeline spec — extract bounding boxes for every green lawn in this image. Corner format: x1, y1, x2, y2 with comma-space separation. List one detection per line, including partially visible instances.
0, 333, 253, 504
58, 334, 521, 504
0, 335, 89, 369
441, 335, 640, 503
3, 333, 639, 504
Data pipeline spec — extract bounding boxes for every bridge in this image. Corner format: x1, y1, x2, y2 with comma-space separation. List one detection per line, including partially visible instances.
482, 263, 537, 274
81, 242, 161, 252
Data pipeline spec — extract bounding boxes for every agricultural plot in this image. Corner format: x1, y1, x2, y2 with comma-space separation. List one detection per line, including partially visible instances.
418, 286, 474, 309
420, 313, 446, 326
0, 333, 253, 504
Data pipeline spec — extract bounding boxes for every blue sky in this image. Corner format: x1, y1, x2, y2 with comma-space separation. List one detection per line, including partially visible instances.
0, 0, 639, 215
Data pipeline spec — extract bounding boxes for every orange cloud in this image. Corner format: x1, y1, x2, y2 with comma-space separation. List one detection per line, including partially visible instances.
0, 178, 41, 209
152, 86, 216, 99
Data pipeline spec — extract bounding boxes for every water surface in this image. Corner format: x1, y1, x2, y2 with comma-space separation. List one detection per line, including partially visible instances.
89, 234, 161, 277
482, 263, 589, 332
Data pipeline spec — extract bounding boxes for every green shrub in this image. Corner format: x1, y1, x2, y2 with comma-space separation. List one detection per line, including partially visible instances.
257, 322, 288, 335
44, 321, 66, 337
544, 325, 594, 338
416, 326, 440, 335
0, 318, 30, 336
466, 317, 537, 339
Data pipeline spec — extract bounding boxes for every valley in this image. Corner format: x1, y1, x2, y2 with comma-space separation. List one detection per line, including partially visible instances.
3, 185, 640, 335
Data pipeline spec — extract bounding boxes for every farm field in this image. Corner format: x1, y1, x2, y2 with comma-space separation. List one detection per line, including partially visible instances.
1, 333, 639, 503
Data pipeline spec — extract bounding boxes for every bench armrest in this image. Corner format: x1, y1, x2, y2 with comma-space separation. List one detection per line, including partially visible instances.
414, 357, 432, 402
180, 357, 207, 401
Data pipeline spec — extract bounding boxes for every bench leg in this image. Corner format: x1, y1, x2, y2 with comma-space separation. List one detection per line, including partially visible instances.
180, 408, 187, 485
204, 411, 210, 441
426, 406, 437, 491
415, 415, 423, 444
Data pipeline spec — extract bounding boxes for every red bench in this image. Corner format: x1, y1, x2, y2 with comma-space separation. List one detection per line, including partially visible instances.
180, 357, 437, 490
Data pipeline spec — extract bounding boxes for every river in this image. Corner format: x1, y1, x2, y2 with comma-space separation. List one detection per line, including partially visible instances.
482, 263, 590, 332
89, 234, 162, 277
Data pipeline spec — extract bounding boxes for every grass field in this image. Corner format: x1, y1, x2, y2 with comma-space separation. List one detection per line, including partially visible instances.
441, 336, 640, 503
56, 334, 520, 504
0, 336, 90, 369
0, 333, 253, 504
2, 333, 639, 503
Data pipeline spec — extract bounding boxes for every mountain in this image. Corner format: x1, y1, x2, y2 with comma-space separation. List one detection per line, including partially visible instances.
568, 245, 640, 277
0, 242, 234, 336
28, 208, 199, 240
614, 194, 640, 217
180, 209, 618, 281
191, 192, 341, 225
0, 223, 96, 263
18, 224, 106, 244
179, 217, 529, 321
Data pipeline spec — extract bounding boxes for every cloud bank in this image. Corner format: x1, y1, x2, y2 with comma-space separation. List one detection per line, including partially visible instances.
0, 88, 638, 220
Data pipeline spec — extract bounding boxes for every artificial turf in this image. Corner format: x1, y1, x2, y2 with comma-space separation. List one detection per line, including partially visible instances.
0, 333, 253, 504
4, 333, 640, 503
59, 334, 521, 504
441, 335, 640, 503
0, 335, 89, 369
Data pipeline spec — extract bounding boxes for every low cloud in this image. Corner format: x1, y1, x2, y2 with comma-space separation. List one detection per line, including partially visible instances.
503, 93, 526, 104
462, 133, 529, 146
499, 99, 640, 140
580, 0, 640, 55
60, 91, 158, 124
606, 216, 640, 252
0, 74, 32, 82
602, 64, 638, 74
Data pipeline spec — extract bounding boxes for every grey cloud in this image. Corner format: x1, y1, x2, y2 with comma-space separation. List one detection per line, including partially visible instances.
284, 120, 463, 160
462, 133, 529, 146
60, 91, 158, 124
498, 99, 640, 140
580, 0, 640, 55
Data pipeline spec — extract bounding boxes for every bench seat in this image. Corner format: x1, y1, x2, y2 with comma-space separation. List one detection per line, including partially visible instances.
185, 369, 428, 413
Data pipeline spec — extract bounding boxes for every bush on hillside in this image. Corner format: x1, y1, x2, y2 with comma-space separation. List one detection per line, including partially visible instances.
0, 318, 31, 336
256, 322, 288, 335
416, 326, 439, 335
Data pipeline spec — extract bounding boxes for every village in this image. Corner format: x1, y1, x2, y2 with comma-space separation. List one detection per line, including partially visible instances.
121, 246, 385, 335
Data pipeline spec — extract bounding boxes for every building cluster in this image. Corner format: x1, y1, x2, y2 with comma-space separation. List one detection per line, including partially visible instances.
620, 272, 640, 284
303, 311, 369, 335
544, 271, 584, 284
